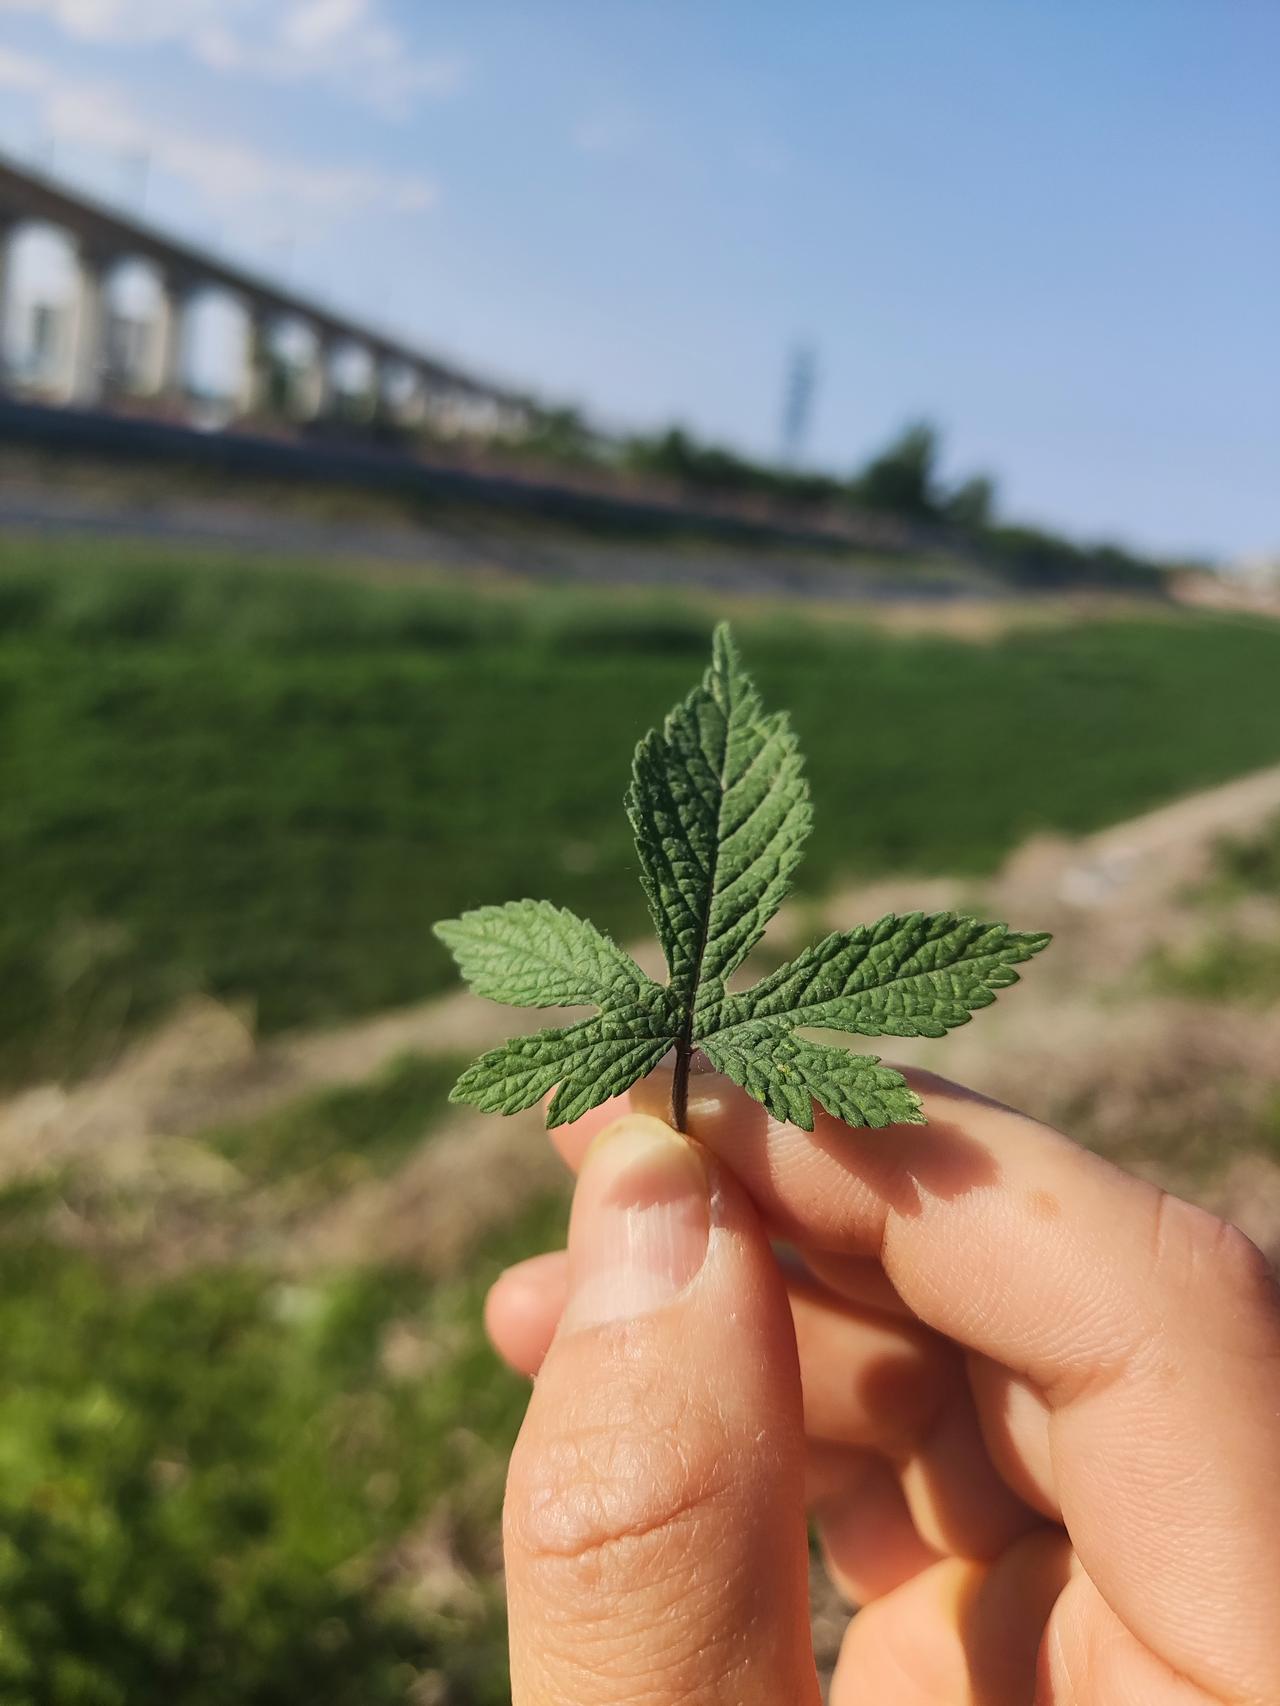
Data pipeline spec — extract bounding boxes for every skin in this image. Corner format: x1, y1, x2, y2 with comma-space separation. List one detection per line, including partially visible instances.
485, 1064, 1280, 1705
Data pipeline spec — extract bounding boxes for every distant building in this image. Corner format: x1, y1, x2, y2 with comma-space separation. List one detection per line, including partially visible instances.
1226, 554, 1280, 591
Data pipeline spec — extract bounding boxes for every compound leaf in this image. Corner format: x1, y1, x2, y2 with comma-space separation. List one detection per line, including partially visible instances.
437, 627, 1050, 1134
434, 899, 652, 1009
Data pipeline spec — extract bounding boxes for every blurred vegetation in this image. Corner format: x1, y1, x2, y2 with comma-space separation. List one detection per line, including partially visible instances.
1151, 813, 1280, 1004
848, 420, 941, 521
207, 1052, 469, 1200
0, 1039, 569, 1705
502, 410, 1167, 587
943, 474, 996, 533
5, 541, 1280, 1086
1208, 812, 1280, 899
622, 424, 845, 511
0, 1185, 567, 1705
1153, 934, 1280, 1005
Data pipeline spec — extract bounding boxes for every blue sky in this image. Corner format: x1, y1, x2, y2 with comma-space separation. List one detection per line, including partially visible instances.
0, 0, 1276, 559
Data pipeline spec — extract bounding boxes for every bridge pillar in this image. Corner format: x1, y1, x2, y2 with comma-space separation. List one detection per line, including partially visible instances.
149, 273, 192, 406
237, 307, 273, 417
398, 368, 430, 427
363, 349, 399, 423
0, 224, 17, 390
0, 220, 16, 387
66, 243, 111, 407
301, 332, 336, 419
370, 353, 395, 424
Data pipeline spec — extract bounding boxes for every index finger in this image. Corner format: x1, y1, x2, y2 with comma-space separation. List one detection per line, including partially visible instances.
550, 1064, 1280, 1705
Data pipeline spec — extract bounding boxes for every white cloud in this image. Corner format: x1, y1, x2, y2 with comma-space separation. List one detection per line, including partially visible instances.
20, 0, 187, 37
282, 0, 368, 54
0, 46, 436, 219
0, 0, 463, 117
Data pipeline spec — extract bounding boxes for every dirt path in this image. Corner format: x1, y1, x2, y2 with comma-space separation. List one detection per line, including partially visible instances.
263, 753, 1280, 1101
3, 756, 1279, 1251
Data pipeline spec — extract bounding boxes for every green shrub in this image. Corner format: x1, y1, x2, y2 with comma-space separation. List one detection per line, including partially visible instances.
1214, 814, 1280, 897
1150, 934, 1280, 1005
0, 1195, 568, 1705
0, 573, 55, 634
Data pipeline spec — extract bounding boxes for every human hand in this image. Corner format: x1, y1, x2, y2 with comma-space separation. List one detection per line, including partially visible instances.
485, 1066, 1280, 1704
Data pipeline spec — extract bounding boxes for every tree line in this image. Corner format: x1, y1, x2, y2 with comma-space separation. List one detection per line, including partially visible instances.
503, 409, 1166, 587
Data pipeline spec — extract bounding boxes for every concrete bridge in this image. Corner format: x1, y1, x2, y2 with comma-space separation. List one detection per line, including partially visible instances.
0, 150, 531, 436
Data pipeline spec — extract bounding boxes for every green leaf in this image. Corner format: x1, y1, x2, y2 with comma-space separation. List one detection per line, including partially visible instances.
625, 621, 810, 1032
699, 1026, 924, 1132
436, 901, 677, 1125
434, 900, 652, 1009
449, 1008, 678, 1125
724, 912, 1052, 1038
436, 626, 1050, 1134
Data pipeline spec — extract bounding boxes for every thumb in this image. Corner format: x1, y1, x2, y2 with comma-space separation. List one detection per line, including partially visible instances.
504, 1113, 820, 1706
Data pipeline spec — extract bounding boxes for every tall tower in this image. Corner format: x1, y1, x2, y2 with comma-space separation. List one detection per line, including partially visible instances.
779, 342, 817, 466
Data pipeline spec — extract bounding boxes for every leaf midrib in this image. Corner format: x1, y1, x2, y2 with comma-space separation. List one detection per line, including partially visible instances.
682, 701, 736, 1031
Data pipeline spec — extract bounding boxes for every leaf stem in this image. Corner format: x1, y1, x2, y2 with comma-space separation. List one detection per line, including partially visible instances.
670, 1037, 692, 1134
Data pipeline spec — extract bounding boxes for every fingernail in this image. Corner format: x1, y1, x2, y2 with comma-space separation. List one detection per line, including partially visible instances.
561, 1114, 710, 1332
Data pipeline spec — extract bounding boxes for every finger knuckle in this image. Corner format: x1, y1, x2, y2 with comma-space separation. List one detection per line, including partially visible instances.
505, 1371, 736, 1583
1151, 1190, 1280, 1351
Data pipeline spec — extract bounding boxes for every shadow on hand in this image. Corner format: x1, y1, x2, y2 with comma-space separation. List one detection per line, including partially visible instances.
808, 1099, 1001, 1220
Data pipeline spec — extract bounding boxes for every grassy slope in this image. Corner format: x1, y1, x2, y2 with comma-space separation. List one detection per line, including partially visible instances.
4, 542, 1280, 1084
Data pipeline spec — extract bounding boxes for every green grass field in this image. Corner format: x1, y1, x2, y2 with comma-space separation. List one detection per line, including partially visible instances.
4, 539, 1280, 1086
